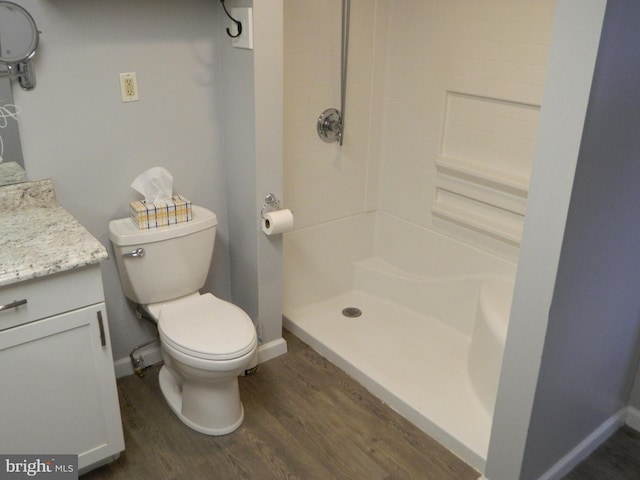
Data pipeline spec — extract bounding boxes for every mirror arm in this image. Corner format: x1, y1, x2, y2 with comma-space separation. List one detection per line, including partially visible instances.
16, 61, 35, 90
0, 61, 36, 90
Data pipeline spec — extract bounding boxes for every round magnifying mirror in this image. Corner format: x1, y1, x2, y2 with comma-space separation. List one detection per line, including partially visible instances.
0, 1, 38, 65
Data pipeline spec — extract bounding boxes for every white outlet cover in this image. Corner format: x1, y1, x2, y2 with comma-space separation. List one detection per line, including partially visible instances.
119, 72, 139, 102
231, 7, 253, 50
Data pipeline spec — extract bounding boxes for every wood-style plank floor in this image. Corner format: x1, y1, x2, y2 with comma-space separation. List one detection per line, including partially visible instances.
82, 330, 478, 480
82, 329, 640, 480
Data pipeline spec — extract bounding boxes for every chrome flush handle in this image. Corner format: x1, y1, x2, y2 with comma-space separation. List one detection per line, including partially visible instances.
122, 247, 145, 258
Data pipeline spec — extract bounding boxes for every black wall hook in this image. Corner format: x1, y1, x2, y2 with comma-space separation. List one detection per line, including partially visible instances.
221, 0, 242, 38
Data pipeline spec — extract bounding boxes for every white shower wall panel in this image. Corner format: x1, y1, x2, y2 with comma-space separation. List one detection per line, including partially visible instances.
374, 212, 517, 279
284, 0, 382, 231
379, 0, 555, 252
283, 213, 376, 311
283, 211, 517, 315
284, 0, 555, 247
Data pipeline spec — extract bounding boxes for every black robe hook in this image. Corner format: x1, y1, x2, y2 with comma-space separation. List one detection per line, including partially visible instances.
221, 0, 242, 38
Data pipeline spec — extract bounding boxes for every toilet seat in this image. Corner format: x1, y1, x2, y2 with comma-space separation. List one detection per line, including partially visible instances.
158, 293, 257, 361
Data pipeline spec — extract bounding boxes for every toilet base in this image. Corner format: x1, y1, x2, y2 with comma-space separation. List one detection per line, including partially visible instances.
158, 365, 245, 435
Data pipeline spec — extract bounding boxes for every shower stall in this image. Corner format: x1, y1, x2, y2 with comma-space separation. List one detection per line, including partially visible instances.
282, 0, 556, 470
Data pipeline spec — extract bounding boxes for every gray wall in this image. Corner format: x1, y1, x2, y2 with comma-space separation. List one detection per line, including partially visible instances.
629, 365, 640, 411
521, 1, 640, 477
9, 0, 284, 364
219, 0, 259, 323
220, 0, 284, 347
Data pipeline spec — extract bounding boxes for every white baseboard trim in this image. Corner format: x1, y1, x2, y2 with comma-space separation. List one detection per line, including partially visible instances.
258, 337, 288, 363
480, 410, 625, 480
114, 357, 132, 378
114, 336, 288, 378
625, 406, 640, 432
535, 409, 625, 480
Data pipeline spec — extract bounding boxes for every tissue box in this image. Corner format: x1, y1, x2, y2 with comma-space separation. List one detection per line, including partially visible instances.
129, 194, 192, 229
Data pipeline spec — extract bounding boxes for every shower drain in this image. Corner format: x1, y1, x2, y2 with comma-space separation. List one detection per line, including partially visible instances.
342, 307, 362, 318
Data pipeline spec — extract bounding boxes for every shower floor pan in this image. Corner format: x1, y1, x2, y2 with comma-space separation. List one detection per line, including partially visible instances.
283, 290, 491, 471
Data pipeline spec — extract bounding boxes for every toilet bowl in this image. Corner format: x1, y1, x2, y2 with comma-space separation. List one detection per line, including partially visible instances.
150, 293, 257, 435
108, 205, 258, 435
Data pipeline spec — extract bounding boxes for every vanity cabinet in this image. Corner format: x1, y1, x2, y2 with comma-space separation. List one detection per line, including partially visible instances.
0, 265, 124, 474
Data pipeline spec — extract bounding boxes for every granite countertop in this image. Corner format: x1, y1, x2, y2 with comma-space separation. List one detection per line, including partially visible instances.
0, 179, 108, 287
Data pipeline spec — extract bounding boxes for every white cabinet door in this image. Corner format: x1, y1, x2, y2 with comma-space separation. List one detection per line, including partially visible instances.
0, 303, 124, 472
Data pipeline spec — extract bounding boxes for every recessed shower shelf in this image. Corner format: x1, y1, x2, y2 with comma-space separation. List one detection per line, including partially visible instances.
435, 156, 529, 196
433, 156, 528, 247
432, 200, 523, 247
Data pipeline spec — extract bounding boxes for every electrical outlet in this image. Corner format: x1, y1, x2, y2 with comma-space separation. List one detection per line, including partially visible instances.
119, 72, 139, 102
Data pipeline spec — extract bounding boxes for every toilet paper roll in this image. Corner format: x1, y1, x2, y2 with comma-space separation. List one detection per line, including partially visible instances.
262, 209, 294, 235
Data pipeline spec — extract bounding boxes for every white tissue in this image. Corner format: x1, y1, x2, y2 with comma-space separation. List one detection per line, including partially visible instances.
131, 166, 174, 203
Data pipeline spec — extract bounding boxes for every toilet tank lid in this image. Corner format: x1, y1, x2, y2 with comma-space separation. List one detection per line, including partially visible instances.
109, 205, 217, 246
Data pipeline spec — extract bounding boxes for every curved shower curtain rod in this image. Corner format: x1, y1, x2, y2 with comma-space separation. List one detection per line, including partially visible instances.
317, 0, 350, 146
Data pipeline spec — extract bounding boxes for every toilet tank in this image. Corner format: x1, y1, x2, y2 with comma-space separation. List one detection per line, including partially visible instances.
109, 205, 217, 305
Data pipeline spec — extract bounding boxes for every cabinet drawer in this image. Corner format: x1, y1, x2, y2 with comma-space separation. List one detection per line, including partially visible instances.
0, 266, 104, 331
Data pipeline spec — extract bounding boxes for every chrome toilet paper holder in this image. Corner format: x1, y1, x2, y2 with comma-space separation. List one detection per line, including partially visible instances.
261, 193, 281, 219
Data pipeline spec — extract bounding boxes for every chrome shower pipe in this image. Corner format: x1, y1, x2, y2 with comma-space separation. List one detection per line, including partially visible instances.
339, 0, 351, 146
317, 0, 351, 145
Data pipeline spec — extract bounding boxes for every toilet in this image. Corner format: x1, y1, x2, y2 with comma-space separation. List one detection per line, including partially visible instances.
108, 205, 258, 435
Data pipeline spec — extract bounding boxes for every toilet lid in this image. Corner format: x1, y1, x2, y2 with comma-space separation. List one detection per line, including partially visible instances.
158, 293, 257, 361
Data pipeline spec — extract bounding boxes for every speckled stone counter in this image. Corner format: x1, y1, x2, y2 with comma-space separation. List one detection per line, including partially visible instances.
0, 179, 108, 287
